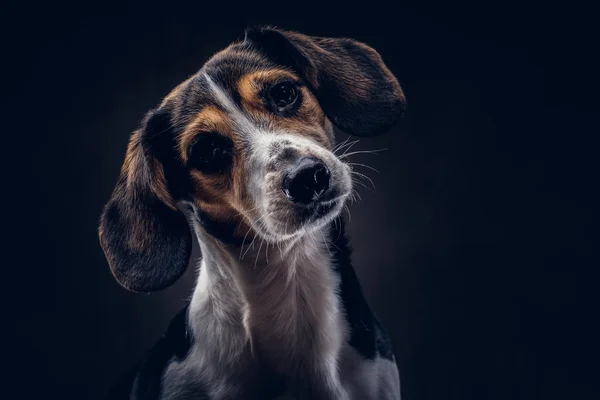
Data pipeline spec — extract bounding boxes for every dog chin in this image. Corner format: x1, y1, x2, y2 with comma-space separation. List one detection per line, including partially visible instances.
302, 196, 346, 231
259, 195, 347, 243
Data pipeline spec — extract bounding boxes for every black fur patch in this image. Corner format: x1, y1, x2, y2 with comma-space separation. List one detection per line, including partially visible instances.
329, 218, 395, 361
107, 306, 195, 399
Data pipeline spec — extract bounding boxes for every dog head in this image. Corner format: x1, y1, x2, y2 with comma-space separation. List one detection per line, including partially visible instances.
99, 27, 406, 292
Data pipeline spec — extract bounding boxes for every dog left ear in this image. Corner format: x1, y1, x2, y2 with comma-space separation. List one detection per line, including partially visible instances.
244, 27, 407, 137
98, 108, 193, 293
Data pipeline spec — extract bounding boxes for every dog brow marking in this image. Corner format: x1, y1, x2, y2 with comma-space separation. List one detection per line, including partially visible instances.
203, 72, 259, 138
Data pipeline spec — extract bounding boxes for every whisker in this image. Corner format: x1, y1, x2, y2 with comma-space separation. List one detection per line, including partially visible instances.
327, 230, 343, 252
315, 233, 330, 265
340, 140, 360, 158
335, 139, 360, 156
339, 148, 388, 159
352, 177, 371, 191
334, 217, 343, 242
332, 135, 350, 151
239, 225, 254, 260
242, 236, 257, 260
241, 213, 269, 260
320, 229, 332, 257
352, 171, 376, 190
347, 162, 380, 174
331, 137, 349, 154
241, 234, 257, 260
232, 204, 262, 218
332, 137, 357, 155
254, 238, 264, 270
265, 239, 269, 265
350, 188, 362, 202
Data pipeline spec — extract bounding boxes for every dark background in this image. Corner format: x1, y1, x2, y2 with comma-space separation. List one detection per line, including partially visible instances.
7, 1, 598, 399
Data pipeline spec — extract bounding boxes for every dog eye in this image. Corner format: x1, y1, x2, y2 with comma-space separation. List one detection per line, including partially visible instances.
269, 81, 298, 108
266, 81, 301, 116
187, 132, 233, 173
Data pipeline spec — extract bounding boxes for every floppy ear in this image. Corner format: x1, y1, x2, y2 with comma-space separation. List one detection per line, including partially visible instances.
98, 109, 192, 292
244, 27, 407, 137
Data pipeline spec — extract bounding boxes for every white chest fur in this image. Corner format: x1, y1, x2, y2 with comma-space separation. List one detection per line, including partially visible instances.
161, 219, 401, 399
162, 223, 349, 399
239, 234, 346, 372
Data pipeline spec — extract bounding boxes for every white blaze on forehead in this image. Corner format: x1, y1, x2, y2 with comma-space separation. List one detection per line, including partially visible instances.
203, 72, 259, 138
202, 72, 321, 154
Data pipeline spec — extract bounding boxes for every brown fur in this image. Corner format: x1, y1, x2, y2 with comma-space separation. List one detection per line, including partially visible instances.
237, 69, 330, 147
176, 104, 253, 238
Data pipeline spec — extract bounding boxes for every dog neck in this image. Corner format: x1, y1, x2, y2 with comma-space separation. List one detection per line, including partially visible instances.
187, 217, 346, 374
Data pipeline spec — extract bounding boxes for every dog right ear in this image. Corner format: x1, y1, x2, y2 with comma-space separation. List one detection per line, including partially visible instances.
244, 27, 406, 137
98, 109, 192, 293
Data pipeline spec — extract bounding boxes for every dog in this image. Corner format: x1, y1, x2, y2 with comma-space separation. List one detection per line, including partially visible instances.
99, 26, 406, 400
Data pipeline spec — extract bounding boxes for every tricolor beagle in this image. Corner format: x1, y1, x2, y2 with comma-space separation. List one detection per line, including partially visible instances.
99, 27, 406, 399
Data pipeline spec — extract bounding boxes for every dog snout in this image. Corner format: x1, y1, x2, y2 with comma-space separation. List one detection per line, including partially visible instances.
282, 157, 330, 204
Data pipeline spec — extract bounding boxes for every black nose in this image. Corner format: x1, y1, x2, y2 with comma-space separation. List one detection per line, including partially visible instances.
283, 157, 330, 204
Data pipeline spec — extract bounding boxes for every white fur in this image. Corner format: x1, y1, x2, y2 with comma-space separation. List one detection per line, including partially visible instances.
204, 73, 264, 139
162, 219, 349, 399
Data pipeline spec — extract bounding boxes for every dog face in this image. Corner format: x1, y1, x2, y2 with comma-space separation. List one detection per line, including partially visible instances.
180, 65, 349, 242
99, 27, 406, 292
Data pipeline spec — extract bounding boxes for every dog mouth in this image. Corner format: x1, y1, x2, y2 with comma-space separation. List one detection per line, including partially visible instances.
300, 193, 346, 224
279, 191, 348, 239
251, 191, 348, 242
